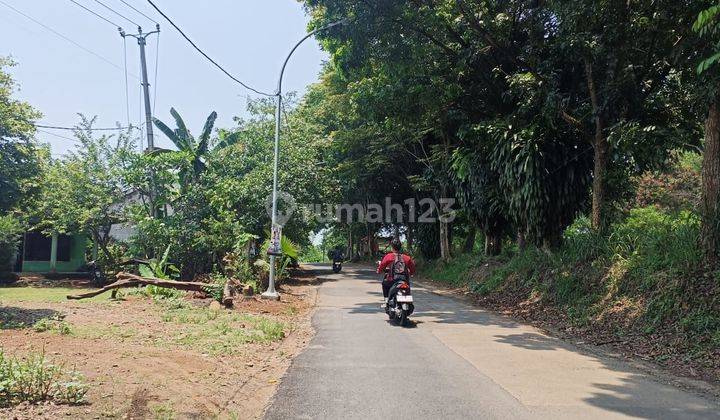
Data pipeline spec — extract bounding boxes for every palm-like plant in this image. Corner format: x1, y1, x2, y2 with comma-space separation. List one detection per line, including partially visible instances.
153, 108, 217, 187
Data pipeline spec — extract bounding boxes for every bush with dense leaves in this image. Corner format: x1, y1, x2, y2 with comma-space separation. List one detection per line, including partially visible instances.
0, 351, 88, 407
0, 215, 22, 283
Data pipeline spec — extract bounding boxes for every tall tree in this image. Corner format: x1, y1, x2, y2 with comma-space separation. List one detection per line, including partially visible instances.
0, 57, 43, 213
693, 3, 720, 265
34, 116, 135, 264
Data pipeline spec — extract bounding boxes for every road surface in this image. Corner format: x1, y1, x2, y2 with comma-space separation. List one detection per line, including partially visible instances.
264, 264, 719, 419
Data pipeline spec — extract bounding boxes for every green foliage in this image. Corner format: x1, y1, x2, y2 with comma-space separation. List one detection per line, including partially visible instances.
138, 245, 180, 280
0, 351, 88, 407
135, 245, 186, 299
0, 215, 23, 278
30, 115, 136, 270
420, 253, 480, 287
155, 299, 286, 355
260, 234, 300, 282
634, 154, 702, 214
299, 244, 324, 263
32, 317, 72, 335
153, 108, 217, 189
694, 4, 720, 73
0, 57, 44, 214
426, 205, 716, 347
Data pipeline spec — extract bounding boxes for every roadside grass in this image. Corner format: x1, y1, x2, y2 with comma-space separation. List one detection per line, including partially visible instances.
158, 299, 286, 355
419, 254, 483, 287
71, 298, 287, 356
420, 207, 720, 359
150, 402, 175, 420
33, 317, 73, 335
0, 286, 105, 303
1, 286, 288, 356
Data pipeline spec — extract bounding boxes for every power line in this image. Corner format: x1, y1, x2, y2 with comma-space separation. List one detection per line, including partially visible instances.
118, 0, 158, 24
92, 0, 140, 28
35, 124, 136, 131
68, 0, 121, 28
0, 0, 137, 78
146, 0, 274, 97
37, 129, 81, 143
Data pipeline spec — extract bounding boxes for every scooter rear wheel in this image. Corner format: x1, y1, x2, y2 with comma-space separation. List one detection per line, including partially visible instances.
399, 311, 408, 327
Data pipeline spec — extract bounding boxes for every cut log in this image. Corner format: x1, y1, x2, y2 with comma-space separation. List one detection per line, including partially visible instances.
222, 281, 234, 307
67, 272, 215, 300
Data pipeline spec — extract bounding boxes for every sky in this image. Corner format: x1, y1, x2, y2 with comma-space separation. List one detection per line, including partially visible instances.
0, 0, 328, 155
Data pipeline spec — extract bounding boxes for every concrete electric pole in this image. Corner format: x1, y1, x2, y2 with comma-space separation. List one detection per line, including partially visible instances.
120, 25, 160, 216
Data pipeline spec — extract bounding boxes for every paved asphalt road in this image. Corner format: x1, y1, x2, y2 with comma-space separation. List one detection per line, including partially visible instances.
264, 264, 720, 419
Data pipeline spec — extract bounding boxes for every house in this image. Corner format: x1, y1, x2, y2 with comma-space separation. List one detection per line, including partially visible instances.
108, 188, 174, 242
13, 231, 88, 273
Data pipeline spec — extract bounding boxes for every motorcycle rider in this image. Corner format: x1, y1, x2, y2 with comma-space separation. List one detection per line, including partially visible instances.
327, 244, 345, 262
377, 239, 416, 308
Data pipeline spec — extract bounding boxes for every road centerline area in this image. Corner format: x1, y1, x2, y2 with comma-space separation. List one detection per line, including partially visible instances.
264, 265, 719, 420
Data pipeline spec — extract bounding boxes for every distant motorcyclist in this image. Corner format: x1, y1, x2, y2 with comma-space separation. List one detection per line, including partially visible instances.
377, 239, 415, 308
327, 245, 345, 262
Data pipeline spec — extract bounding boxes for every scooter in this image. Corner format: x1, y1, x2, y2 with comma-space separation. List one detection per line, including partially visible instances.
332, 259, 343, 273
86, 260, 106, 286
380, 263, 414, 326
386, 278, 414, 326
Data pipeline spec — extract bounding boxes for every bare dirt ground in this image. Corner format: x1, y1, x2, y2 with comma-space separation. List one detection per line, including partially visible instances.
0, 270, 319, 419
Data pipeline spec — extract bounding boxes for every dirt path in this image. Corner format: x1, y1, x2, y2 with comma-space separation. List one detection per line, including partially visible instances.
0, 274, 319, 419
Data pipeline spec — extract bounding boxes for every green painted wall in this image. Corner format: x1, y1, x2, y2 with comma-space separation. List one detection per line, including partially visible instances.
22, 234, 87, 273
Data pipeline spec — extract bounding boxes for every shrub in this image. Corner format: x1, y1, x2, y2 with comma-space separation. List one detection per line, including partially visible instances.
0, 215, 23, 283
0, 351, 88, 407
610, 207, 701, 291
33, 317, 73, 335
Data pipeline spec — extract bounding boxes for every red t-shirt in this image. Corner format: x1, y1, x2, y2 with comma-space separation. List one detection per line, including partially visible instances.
377, 252, 416, 280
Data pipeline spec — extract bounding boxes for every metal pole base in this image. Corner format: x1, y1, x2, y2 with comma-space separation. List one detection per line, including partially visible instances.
261, 291, 281, 301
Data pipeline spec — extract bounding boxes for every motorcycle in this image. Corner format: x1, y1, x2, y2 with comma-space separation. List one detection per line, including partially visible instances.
86, 260, 106, 286
332, 259, 343, 273
381, 266, 414, 326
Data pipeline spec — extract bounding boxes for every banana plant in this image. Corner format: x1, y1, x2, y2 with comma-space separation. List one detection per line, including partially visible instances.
153, 108, 217, 188
138, 245, 179, 280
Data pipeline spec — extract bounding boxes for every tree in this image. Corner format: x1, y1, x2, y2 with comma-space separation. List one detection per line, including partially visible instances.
0, 57, 43, 213
34, 116, 135, 265
153, 108, 217, 190
543, 0, 703, 231
693, 2, 720, 265
302, 0, 706, 257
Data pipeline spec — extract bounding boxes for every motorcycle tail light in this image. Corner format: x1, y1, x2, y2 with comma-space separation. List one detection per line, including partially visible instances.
398, 282, 409, 290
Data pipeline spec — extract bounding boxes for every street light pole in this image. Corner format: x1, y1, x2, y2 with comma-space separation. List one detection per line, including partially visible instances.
262, 19, 346, 300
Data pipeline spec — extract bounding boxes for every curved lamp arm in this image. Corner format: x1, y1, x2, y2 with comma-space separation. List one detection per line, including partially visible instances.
276, 19, 346, 96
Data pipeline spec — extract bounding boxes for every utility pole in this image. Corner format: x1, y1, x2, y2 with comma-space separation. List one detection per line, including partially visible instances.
120, 25, 160, 216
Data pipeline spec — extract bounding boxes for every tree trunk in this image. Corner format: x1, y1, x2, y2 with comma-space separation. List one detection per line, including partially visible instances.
517, 229, 526, 251
585, 58, 607, 231
463, 225, 476, 253
67, 272, 214, 300
484, 232, 501, 256
364, 198, 372, 258
438, 186, 451, 261
406, 224, 414, 251
702, 98, 720, 266
347, 226, 353, 260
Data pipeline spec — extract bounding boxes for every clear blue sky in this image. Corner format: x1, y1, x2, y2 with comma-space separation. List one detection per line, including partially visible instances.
0, 0, 327, 155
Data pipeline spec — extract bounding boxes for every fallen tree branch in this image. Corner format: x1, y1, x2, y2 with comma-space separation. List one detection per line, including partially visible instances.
67, 272, 215, 300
